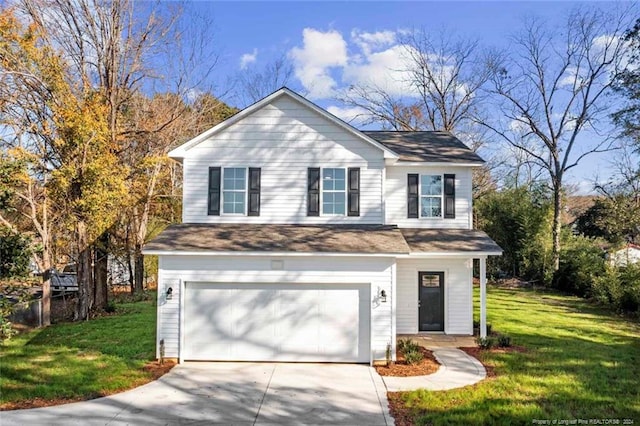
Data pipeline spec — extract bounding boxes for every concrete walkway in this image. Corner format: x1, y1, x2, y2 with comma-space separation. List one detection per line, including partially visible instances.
383, 336, 486, 392
1, 363, 393, 426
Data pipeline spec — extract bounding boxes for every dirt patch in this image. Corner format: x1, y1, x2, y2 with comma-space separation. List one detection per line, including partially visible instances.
375, 346, 440, 377
387, 392, 416, 426
0, 360, 176, 411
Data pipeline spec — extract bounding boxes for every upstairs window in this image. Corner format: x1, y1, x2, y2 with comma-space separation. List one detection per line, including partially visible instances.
322, 168, 346, 215
223, 167, 247, 214
420, 175, 442, 218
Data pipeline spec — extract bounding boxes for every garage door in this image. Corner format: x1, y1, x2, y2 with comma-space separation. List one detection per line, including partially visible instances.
183, 282, 370, 363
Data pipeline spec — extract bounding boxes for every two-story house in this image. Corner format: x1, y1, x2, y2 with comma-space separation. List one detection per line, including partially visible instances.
143, 88, 501, 364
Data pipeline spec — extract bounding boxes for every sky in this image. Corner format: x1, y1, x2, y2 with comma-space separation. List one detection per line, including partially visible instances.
184, 1, 634, 194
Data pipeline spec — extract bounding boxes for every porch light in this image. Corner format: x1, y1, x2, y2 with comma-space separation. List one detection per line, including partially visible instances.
380, 289, 387, 303
166, 287, 173, 300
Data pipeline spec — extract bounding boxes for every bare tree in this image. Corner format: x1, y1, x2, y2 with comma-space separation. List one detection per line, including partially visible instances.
480, 6, 635, 270
235, 54, 294, 107
339, 29, 492, 132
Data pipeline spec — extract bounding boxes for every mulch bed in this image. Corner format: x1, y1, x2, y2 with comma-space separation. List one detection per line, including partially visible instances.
385, 345, 528, 425
375, 346, 440, 377
0, 360, 176, 411
387, 392, 416, 426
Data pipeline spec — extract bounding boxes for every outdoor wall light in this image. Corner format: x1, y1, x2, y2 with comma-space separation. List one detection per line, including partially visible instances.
380, 289, 387, 303
166, 287, 173, 300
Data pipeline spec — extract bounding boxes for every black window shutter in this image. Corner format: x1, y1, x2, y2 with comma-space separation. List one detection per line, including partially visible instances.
248, 167, 261, 216
208, 167, 221, 216
307, 168, 320, 216
407, 174, 419, 218
444, 174, 456, 219
347, 168, 360, 216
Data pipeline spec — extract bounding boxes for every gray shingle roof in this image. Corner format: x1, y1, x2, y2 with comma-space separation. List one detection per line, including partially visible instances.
363, 131, 485, 164
400, 228, 502, 253
144, 224, 502, 255
144, 224, 410, 254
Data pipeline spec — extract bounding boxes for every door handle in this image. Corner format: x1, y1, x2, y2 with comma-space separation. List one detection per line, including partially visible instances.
418, 300, 421, 307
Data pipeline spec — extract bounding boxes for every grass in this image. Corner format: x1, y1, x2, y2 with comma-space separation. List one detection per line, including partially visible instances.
395, 287, 640, 425
0, 298, 158, 409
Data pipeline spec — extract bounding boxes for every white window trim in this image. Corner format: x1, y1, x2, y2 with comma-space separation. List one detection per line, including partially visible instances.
221, 167, 248, 216
419, 174, 444, 219
321, 167, 347, 216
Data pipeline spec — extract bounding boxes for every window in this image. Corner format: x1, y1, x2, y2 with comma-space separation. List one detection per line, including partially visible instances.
420, 175, 442, 218
222, 167, 246, 214
322, 168, 346, 215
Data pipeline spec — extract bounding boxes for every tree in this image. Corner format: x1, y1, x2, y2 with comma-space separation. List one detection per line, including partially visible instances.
339, 30, 491, 133
476, 186, 553, 282
235, 54, 294, 107
481, 6, 634, 270
613, 18, 640, 145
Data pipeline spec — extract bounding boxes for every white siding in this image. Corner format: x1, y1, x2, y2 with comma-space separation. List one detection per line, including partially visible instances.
396, 258, 473, 335
182, 96, 384, 224
156, 255, 395, 361
385, 166, 473, 228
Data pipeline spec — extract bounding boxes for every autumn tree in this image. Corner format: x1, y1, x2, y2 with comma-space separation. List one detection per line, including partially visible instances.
481, 6, 634, 270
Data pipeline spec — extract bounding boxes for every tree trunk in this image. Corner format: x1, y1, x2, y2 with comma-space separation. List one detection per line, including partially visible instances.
93, 232, 109, 310
551, 182, 562, 272
133, 245, 144, 294
41, 249, 51, 326
74, 220, 93, 321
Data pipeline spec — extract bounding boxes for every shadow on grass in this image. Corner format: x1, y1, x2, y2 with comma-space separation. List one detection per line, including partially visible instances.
401, 288, 640, 425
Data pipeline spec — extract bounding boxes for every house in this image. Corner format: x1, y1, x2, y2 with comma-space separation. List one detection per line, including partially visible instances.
143, 88, 502, 364
609, 243, 640, 267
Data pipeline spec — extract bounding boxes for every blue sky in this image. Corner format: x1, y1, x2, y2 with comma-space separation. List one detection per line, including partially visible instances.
186, 1, 631, 193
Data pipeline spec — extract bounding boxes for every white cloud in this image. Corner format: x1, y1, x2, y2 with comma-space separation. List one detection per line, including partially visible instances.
351, 29, 396, 55
240, 48, 258, 70
326, 105, 368, 124
289, 28, 348, 99
343, 44, 414, 97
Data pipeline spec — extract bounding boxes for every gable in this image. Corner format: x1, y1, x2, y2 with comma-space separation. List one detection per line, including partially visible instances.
169, 88, 398, 161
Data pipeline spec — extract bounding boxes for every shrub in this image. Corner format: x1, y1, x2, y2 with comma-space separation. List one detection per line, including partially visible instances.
553, 236, 606, 298
404, 348, 424, 365
618, 264, 640, 314
397, 338, 420, 354
0, 227, 32, 278
476, 336, 496, 350
105, 301, 117, 313
497, 334, 512, 347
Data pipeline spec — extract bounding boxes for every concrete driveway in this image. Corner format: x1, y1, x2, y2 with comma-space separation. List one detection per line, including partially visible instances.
0, 362, 393, 426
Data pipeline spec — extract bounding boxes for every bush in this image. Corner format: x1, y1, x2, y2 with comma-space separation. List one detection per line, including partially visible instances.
397, 338, 420, 354
553, 236, 606, 298
497, 334, 512, 347
476, 336, 496, 350
618, 264, 640, 314
0, 227, 32, 279
404, 348, 424, 365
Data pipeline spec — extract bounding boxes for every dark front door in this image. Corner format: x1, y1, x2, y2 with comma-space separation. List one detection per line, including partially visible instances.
418, 272, 444, 332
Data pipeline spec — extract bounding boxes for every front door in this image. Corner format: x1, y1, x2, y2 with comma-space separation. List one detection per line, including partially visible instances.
418, 272, 444, 332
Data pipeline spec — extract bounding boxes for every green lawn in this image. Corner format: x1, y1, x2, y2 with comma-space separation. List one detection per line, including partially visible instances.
396, 287, 640, 425
0, 299, 157, 409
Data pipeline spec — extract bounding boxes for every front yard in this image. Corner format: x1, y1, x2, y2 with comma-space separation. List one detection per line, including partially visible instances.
392, 287, 640, 425
0, 297, 166, 409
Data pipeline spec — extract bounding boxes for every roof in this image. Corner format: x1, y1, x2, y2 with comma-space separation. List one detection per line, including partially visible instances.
144, 223, 410, 254
144, 224, 502, 256
400, 229, 502, 254
168, 87, 399, 160
363, 131, 485, 164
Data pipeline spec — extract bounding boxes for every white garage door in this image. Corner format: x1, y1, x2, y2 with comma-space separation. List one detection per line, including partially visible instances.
183, 282, 370, 363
